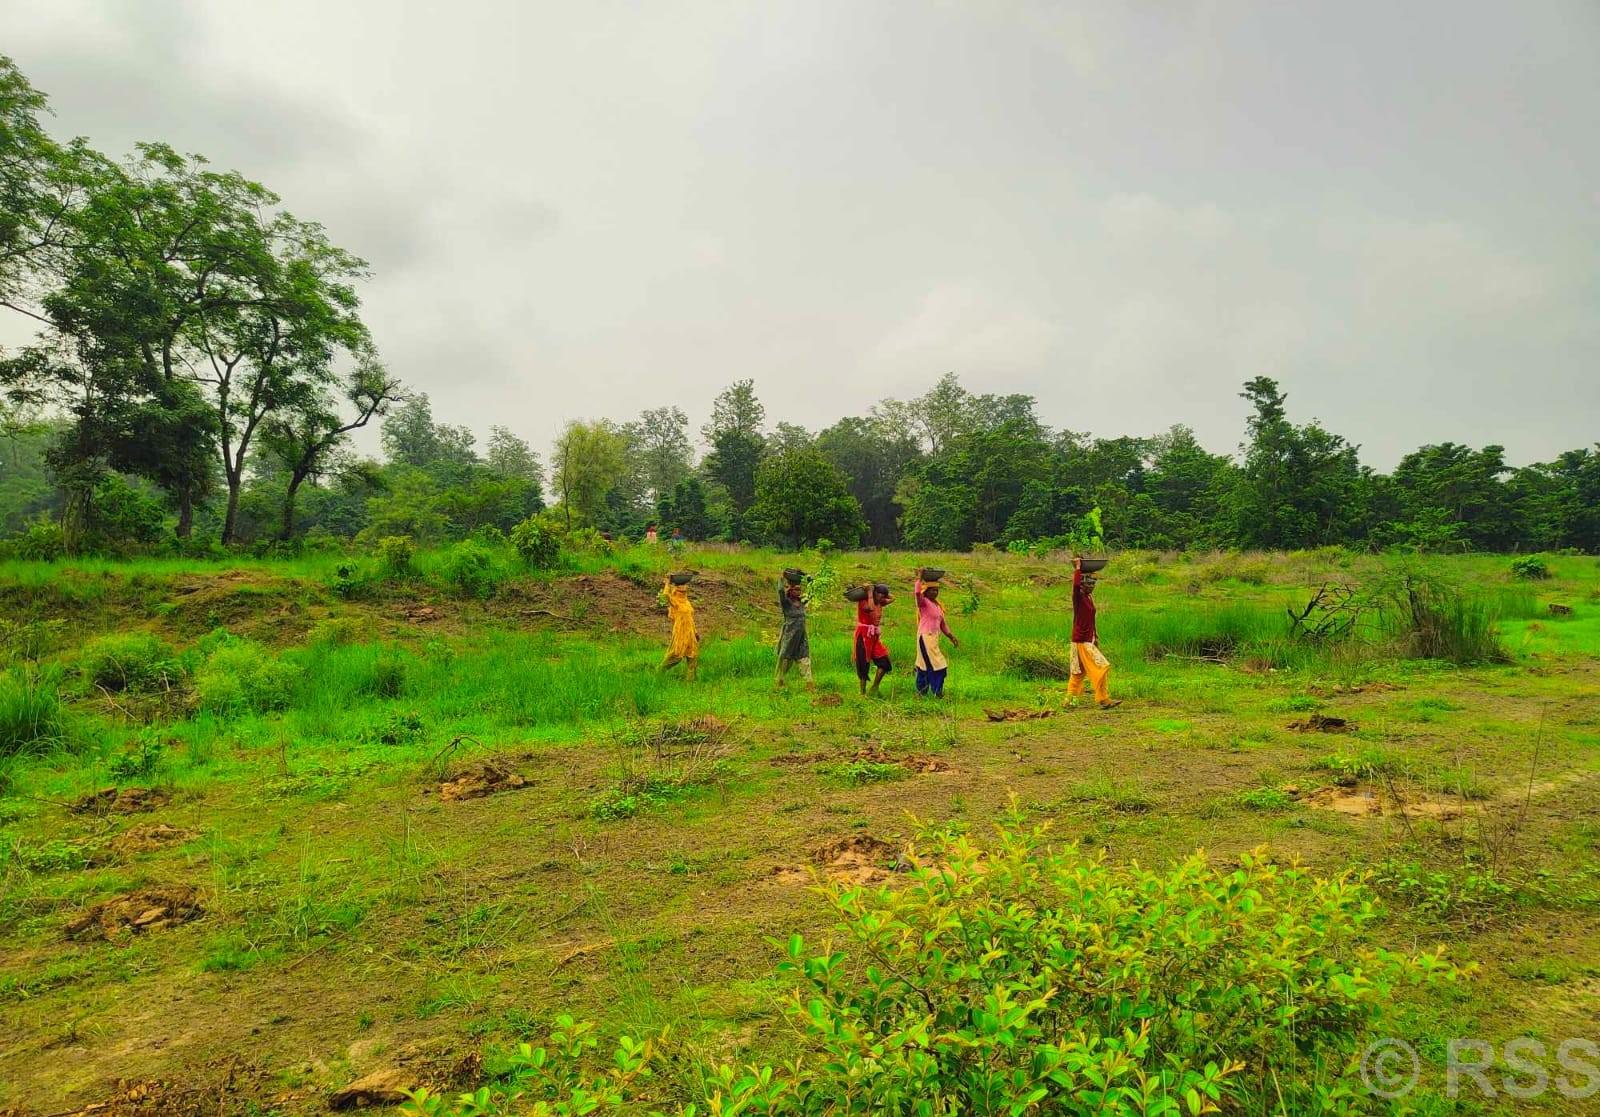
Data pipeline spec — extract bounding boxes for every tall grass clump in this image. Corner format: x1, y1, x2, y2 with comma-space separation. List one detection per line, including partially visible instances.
1000, 639, 1072, 680
1120, 601, 1307, 667
429, 540, 507, 599
1379, 571, 1509, 665
195, 638, 301, 714
78, 632, 182, 693
0, 667, 70, 759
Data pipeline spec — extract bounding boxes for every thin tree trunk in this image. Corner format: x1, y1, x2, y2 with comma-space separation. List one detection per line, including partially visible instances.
280, 472, 307, 541
176, 491, 194, 539
220, 473, 241, 546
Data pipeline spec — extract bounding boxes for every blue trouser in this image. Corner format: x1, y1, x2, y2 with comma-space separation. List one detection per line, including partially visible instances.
915, 638, 947, 696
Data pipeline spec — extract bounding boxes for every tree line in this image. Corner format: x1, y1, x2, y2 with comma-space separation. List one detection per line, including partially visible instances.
3, 57, 1596, 557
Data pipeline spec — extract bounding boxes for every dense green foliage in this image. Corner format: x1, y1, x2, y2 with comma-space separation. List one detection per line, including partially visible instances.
401, 822, 1456, 1116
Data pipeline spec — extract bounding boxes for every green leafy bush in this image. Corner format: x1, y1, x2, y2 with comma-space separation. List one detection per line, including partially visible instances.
195, 639, 301, 715
0, 667, 69, 759
404, 821, 1456, 1116
12, 519, 64, 561
1509, 555, 1550, 580
437, 540, 504, 599
376, 535, 416, 580
510, 517, 560, 569
1000, 639, 1072, 680
79, 633, 182, 693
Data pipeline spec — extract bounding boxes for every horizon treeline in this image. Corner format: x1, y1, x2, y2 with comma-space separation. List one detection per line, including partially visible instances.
2, 55, 1597, 558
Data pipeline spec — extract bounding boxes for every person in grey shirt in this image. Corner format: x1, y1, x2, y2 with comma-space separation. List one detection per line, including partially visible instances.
775, 575, 813, 690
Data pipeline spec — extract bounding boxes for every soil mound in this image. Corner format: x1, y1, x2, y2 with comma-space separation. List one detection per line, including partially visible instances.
852, 743, 952, 774
1288, 714, 1355, 733
71, 786, 171, 814
65, 885, 203, 941
984, 707, 1054, 722
437, 762, 529, 802
774, 834, 900, 886
108, 823, 196, 857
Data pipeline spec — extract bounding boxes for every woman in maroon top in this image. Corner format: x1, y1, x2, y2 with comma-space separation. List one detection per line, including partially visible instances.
1068, 557, 1120, 709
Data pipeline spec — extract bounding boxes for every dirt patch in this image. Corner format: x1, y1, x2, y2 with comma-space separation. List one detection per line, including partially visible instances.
71, 786, 171, 814
65, 885, 203, 941
774, 834, 900, 886
106, 823, 196, 857
1299, 784, 1465, 821
436, 762, 529, 802
329, 1066, 414, 1109
401, 604, 443, 623
1288, 714, 1355, 733
769, 751, 830, 767
814, 692, 844, 707
984, 707, 1054, 722
852, 742, 952, 774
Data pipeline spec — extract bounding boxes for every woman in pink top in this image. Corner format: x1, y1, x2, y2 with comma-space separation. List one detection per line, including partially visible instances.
912, 573, 960, 697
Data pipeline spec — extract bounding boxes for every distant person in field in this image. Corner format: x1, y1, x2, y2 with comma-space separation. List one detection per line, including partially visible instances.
912, 573, 959, 698
668, 526, 685, 555
659, 576, 699, 680
1068, 556, 1120, 709
644, 523, 658, 544
853, 583, 893, 696
775, 575, 813, 690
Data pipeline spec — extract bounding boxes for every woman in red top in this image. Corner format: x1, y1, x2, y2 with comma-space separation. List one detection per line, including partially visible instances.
854, 583, 893, 696
1068, 557, 1120, 709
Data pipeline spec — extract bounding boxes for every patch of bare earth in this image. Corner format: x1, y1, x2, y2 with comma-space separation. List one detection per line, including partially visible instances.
853, 742, 952, 774
984, 707, 1055, 722
1287, 714, 1355, 733
105, 823, 196, 858
64, 885, 203, 942
773, 834, 901, 886
434, 762, 529, 802
70, 787, 171, 815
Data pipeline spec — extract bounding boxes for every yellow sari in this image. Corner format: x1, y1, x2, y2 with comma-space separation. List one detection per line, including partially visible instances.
664, 581, 698, 659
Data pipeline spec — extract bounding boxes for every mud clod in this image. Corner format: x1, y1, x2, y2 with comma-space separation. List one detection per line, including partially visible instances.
329, 1067, 413, 1109
437, 763, 529, 802
1288, 714, 1354, 733
65, 885, 203, 941
984, 707, 1054, 722
71, 786, 172, 814
107, 823, 196, 857
774, 834, 900, 885
851, 743, 952, 774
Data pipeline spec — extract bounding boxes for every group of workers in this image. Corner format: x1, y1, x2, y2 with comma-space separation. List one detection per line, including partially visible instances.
659, 557, 1120, 709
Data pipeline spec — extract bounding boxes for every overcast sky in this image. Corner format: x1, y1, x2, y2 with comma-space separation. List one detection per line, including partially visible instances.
3, 0, 1597, 467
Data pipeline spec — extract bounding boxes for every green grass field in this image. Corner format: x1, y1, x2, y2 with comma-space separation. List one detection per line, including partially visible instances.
2, 545, 1598, 1114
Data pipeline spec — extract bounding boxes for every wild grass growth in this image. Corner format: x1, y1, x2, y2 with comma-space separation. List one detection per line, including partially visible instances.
0, 668, 70, 761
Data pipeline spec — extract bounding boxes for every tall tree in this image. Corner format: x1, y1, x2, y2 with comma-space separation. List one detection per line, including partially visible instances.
701, 380, 768, 538
259, 354, 403, 540
551, 419, 628, 530
815, 415, 922, 547
1232, 377, 1363, 549
196, 213, 371, 544
486, 425, 542, 484
749, 448, 865, 548
624, 405, 693, 503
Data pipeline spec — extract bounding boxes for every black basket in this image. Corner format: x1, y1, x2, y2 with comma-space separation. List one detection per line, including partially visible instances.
920, 567, 945, 582
844, 586, 869, 602
669, 571, 696, 585
1077, 557, 1109, 574
782, 567, 807, 585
